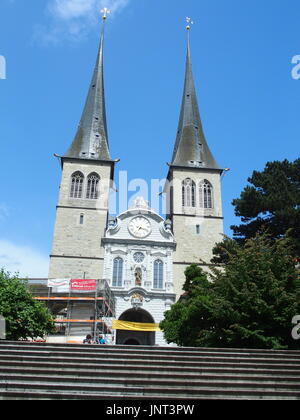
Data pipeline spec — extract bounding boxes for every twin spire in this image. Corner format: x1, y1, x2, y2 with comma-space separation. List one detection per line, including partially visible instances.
171, 19, 220, 170
64, 14, 219, 171
64, 10, 111, 161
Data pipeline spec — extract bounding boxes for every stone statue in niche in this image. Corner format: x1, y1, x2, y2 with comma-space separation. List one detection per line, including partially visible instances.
135, 268, 142, 286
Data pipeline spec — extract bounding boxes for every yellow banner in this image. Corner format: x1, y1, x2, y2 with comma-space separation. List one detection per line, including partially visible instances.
112, 320, 161, 332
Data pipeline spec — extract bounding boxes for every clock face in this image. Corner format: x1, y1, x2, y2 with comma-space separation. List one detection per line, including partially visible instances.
128, 217, 151, 238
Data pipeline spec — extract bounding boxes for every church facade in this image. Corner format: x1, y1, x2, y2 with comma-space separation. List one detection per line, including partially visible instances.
48, 19, 225, 346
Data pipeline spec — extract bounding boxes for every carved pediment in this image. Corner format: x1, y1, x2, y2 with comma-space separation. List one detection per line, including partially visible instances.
151, 251, 166, 258
110, 249, 127, 255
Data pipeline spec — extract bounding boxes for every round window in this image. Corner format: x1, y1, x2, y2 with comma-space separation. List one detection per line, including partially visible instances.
133, 252, 145, 263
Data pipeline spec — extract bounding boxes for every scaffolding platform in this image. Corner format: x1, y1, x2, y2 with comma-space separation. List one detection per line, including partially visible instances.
28, 279, 116, 344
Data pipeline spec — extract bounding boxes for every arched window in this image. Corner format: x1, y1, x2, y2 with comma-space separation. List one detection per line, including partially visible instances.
199, 180, 213, 209
70, 172, 84, 199
86, 173, 100, 199
112, 257, 123, 287
153, 260, 163, 289
182, 178, 196, 207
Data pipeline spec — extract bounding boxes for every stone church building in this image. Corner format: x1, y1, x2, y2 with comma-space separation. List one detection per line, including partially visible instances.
48, 19, 225, 346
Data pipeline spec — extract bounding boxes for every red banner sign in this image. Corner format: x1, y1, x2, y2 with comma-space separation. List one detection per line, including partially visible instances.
70, 279, 97, 292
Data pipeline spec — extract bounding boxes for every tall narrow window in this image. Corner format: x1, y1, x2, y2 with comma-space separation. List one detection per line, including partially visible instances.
112, 257, 123, 287
79, 214, 84, 225
199, 180, 213, 209
86, 173, 100, 199
153, 260, 163, 289
70, 172, 84, 199
182, 178, 196, 207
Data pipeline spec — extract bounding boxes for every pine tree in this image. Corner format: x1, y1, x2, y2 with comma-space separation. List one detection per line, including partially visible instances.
160, 234, 300, 349
231, 158, 300, 257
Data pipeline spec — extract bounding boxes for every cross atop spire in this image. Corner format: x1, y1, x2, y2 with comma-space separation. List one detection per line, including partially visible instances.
64, 12, 112, 161
170, 20, 220, 170
101, 7, 111, 20
185, 16, 194, 31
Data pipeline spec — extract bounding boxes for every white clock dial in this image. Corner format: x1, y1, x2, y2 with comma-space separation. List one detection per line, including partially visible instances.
128, 217, 151, 238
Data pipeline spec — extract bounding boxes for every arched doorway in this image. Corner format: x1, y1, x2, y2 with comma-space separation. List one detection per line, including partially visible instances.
116, 308, 155, 346
124, 338, 140, 345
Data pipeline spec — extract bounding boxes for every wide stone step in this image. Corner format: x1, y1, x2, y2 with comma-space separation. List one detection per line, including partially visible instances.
1, 342, 300, 399
1, 365, 300, 381
1, 360, 299, 378
1, 342, 300, 360
5, 341, 300, 354
2, 342, 300, 361
1, 389, 297, 400
1, 381, 300, 400
1, 354, 300, 372
1, 372, 300, 388
1, 350, 300, 366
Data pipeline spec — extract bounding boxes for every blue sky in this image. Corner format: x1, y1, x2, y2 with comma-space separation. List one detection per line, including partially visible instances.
0, 0, 299, 277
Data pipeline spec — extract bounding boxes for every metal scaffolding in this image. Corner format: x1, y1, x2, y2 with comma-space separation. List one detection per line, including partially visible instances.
28, 279, 115, 343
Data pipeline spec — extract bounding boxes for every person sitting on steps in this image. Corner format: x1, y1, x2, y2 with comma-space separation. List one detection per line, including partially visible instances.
83, 334, 93, 344
98, 335, 106, 345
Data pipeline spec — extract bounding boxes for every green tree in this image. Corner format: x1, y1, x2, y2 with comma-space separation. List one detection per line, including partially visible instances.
231, 158, 300, 256
0, 270, 55, 340
160, 265, 214, 347
211, 236, 240, 265
160, 234, 300, 349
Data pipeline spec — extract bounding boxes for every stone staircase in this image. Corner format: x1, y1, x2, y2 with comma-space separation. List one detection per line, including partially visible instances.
0, 341, 300, 400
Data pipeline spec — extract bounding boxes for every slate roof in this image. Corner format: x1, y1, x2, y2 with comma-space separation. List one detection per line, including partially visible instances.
64, 23, 111, 161
171, 36, 220, 170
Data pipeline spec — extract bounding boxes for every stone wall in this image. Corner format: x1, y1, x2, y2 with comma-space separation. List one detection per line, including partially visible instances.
48, 159, 112, 279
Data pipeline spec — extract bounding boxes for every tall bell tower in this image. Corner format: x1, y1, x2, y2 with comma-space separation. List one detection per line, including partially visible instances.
49, 11, 115, 280
165, 19, 225, 297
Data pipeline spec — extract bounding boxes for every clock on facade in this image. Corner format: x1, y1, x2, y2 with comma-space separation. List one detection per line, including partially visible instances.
128, 216, 152, 238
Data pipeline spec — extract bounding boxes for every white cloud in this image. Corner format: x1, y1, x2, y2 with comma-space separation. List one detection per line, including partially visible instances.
0, 240, 49, 278
35, 0, 131, 44
0, 204, 9, 222
49, 0, 98, 20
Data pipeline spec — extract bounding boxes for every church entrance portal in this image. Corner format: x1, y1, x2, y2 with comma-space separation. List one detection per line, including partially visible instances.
116, 308, 155, 346
124, 338, 140, 345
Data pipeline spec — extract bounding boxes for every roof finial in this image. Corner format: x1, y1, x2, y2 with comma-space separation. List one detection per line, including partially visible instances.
101, 7, 111, 20
186, 16, 194, 31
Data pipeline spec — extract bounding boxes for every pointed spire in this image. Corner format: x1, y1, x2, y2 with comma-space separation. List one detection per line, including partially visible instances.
171, 20, 220, 170
64, 12, 111, 161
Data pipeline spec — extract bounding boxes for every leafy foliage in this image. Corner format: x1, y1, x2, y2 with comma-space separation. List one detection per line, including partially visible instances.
160, 234, 300, 349
0, 270, 55, 340
211, 236, 240, 265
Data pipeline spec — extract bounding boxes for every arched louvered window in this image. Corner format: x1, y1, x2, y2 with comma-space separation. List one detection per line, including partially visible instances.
182, 178, 196, 207
86, 173, 100, 199
153, 259, 164, 289
199, 180, 213, 209
112, 257, 123, 287
70, 172, 84, 199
